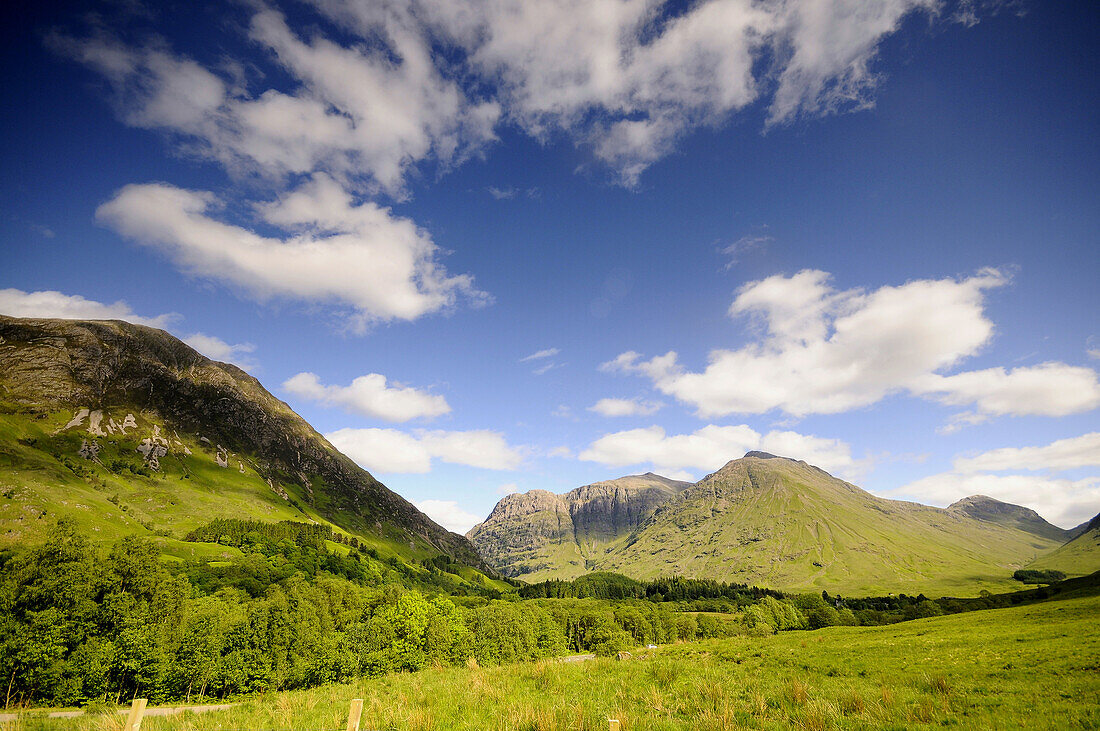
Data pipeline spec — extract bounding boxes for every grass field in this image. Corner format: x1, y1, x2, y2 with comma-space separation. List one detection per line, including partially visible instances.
9, 592, 1097, 731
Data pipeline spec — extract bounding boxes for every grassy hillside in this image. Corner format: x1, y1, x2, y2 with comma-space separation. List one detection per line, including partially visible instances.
0, 316, 485, 570
595, 456, 1061, 596
1027, 512, 1100, 576
32, 592, 1098, 730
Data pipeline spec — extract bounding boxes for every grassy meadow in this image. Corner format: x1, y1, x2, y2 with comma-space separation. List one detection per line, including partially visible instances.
10, 592, 1097, 731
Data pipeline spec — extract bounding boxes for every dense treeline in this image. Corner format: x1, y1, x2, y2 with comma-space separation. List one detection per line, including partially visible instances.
826, 573, 1100, 625
1012, 569, 1066, 584
0, 523, 730, 707
179, 519, 500, 599
183, 518, 336, 550
519, 572, 785, 605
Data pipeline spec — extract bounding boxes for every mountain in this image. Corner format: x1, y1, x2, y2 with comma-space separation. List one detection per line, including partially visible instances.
471, 453, 1067, 595
467, 473, 690, 581
947, 495, 1073, 542
1027, 512, 1100, 577
0, 315, 485, 569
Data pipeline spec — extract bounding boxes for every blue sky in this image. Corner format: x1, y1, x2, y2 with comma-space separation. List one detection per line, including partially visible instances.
2, 0, 1098, 532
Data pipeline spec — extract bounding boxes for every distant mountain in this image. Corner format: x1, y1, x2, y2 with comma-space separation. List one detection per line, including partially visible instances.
471, 453, 1067, 595
0, 316, 485, 569
467, 473, 690, 581
1027, 512, 1100, 577
948, 495, 1073, 543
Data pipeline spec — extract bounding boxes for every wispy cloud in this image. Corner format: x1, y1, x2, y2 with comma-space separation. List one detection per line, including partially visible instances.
588, 397, 662, 417
532, 361, 564, 376
721, 232, 772, 269
520, 347, 560, 363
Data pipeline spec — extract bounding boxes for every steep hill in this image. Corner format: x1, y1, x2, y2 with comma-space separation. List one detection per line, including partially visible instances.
948, 494, 1072, 542
467, 473, 690, 581
0, 316, 485, 569
1027, 512, 1100, 577
472, 453, 1067, 595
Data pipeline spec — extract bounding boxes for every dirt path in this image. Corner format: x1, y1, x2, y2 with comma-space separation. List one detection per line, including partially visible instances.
558, 653, 596, 662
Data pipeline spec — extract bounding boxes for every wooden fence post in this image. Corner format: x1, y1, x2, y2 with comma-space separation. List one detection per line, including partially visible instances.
608, 719, 621, 731
123, 698, 147, 731
346, 698, 364, 731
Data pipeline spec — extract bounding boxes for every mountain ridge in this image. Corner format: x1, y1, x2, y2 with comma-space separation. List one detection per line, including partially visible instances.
470, 452, 1076, 594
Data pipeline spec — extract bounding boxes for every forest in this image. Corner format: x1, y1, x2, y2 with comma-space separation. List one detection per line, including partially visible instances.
0, 521, 732, 706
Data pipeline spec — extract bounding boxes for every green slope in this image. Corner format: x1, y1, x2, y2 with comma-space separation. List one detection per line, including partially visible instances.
602, 455, 1062, 595
1027, 512, 1100, 576
0, 316, 488, 574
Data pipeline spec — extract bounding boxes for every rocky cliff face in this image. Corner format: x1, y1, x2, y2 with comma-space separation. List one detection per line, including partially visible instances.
466, 473, 690, 580
0, 315, 485, 566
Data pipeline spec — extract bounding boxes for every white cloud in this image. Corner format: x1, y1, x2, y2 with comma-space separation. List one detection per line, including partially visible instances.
953, 433, 1100, 474
915, 364, 1100, 418
520, 348, 560, 362
326, 428, 432, 473
415, 499, 483, 533
283, 372, 449, 422
896, 472, 1100, 529
326, 427, 523, 474
52, 13, 499, 196
548, 446, 573, 458
588, 397, 662, 417
497, 482, 520, 495
182, 332, 257, 371
578, 424, 863, 480
418, 430, 523, 470
0, 288, 177, 328
605, 268, 1100, 422
96, 176, 487, 330
54, 0, 977, 190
